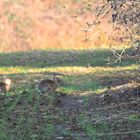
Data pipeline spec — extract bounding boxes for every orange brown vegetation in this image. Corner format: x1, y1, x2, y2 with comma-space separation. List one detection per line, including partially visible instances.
0, 0, 125, 52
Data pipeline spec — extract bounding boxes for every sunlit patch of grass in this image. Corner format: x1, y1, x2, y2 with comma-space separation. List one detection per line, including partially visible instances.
0, 64, 139, 75
94, 87, 108, 94
32, 44, 131, 51
57, 75, 109, 94
0, 64, 139, 95
58, 81, 101, 94
58, 87, 76, 94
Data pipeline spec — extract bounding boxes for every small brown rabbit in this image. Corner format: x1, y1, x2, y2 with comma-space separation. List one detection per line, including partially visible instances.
38, 77, 61, 93
0, 78, 12, 93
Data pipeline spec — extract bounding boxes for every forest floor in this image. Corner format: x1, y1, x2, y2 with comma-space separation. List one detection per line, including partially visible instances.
0, 48, 140, 140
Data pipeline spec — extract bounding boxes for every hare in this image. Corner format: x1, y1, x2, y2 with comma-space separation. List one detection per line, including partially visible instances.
38, 77, 61, 93
0, 78, 12, 93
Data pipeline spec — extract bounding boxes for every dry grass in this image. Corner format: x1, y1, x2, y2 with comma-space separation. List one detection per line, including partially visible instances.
0, 0, 128, 52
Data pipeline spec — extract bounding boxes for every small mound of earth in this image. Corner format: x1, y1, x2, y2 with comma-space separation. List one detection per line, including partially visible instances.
99, 82, 140, 105
59, 82, 140, 111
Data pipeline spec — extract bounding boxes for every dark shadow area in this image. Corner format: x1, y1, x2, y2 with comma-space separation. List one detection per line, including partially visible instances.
0, 49, 139, 68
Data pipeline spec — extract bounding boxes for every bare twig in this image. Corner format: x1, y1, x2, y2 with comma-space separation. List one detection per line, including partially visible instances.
110, 47, 126, 63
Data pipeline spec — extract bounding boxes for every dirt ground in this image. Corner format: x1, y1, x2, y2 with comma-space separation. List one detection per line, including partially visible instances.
1, 81, 140, 140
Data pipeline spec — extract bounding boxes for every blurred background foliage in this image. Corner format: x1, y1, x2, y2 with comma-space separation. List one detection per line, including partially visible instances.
0, 0, 130, 52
